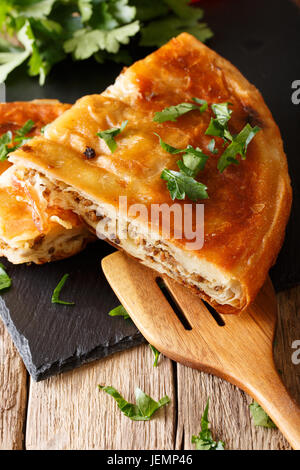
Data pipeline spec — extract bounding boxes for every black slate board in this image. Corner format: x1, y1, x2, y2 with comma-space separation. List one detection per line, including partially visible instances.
1, 0, 299, 381
0, 242, 146, 381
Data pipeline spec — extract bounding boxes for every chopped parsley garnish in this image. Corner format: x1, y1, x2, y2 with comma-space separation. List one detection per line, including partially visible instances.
155, 133, 209, 175
149, 344, 161, 367
0, 131, 13, 161
177, 147, 208, 177
207, 138, 218, 155
192, 97, 208, 113
96, 120, 128, 153
51, 274, 75, 306
98, 385, 170, 421
109, 304, 130, 320
155, 133, 209, 201
14, 119, 35, 143
0, 263, 12, 292
153, 98, 208, 123
205, 102, 233, 141
192, 398, 225, 450
205, 102, 261, 172
217, 123, 260, 173
161, 169, 208, 201
249, 401, 277, 428
0, 119, 35, 161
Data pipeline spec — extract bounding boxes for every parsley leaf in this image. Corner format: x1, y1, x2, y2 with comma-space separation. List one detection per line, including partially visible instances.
211, 102, 232, 128
0, 20, 34, 84
205, 102, 260, 172
0, 1, 213, 84
156, 133, 209, 199
178, 147, 208, 177
0, 263, 12, 292
140, 5, 213, 48
154, 103, 198, 123
109, 304, 130, 320
51, 274, 75, 306
153, 98, 208, 123
110, 0, 137, 24
249, 401, 277, 428
18, 0, 57, 19
96, 120, 128, 153
14, 119, 35, 142
98, 385, 170, 421
205, 102, 233, 141
0, 131, 13, 161
207, 138, 218, 154
155, 133, 209, 174
78, 0, 93, 23
161, 169, 208, 201
0, 119, 35, 161
156, 135, 208, 177
192, 97, 208, 113
149, 344, 161, 367
192, 398, 225, 450
217, 123, 260, 173
64, 21, 140, 60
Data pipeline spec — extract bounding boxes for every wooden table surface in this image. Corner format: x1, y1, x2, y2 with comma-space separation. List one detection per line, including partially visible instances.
0, 285, 299, 450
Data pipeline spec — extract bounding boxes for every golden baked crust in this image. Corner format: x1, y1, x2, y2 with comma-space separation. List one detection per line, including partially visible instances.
9, 34, 292, 311
0, 99, 70, 175
0, 100, 94, 264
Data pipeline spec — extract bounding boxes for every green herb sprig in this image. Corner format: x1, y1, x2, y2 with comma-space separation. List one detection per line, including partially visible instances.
0, 1, 213, 85
161, 169, 208, 201
154, 98, 208, 123
97, 120, 128, 153
0, 119, 35, 161
205, 102, 260, 172
192, 398, 225, 450
51, 273, 75, 306
109, 304, 130, 320
0, 131, 13, 161
249, 401, 277, 428
149, 344, 161, 367
155, 133, 209, 201
0, 263, 12, 292
98, 385, 170, 421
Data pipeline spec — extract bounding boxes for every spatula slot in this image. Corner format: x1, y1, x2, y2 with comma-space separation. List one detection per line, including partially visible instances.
156, 277, 192, 330
201, 300, 225, 326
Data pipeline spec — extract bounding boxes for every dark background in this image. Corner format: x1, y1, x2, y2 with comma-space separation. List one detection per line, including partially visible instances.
2, 0, 300, 380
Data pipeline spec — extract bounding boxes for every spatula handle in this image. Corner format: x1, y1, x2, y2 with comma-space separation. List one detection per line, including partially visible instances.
245, 360, 300, 449
102, 253, 300, 449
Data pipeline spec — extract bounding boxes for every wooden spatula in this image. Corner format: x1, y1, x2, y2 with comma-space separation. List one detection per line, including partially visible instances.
102, 251, 300, 449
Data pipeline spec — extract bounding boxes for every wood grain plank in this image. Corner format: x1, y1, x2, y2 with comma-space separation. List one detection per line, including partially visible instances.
275, 286, 300, 402
0, 317, 27, 450
25, 344, 176, 450
175, 369, 290, 450
176, 288, 300, 450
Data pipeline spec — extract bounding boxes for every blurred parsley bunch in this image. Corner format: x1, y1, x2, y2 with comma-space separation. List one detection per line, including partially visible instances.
0, 0, 213, 85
